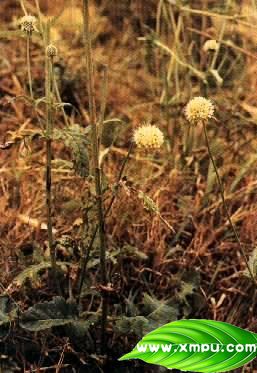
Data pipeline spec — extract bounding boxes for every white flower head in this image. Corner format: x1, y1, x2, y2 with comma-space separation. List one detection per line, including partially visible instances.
19, 15, 38, 34
46, 44, 58, 58
185, 97, 215, 124
133, 123, 164, 149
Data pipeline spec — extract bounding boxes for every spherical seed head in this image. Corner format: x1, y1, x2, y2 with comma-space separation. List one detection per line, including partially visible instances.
46, 44, 58, 58
19, 15, 38, 34
133, 124, 164, 149
203, 39, 219, 52
185, 97, 215, 124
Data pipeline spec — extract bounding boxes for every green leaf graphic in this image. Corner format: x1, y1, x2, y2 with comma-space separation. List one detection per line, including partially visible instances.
119, 319, 257, 372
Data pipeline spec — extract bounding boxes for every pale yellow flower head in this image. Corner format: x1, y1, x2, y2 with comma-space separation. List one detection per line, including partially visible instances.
203, 39, 219, 52
19, 15, 38, 34
46, 44, 58, 58
185, 97, 214, 124
133, 123, 164, 149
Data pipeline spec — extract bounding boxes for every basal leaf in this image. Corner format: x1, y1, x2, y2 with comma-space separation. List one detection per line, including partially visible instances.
119, 319, 257, 372
115, 316, 149, 338
8, 261, 71, 289
20, 296, 78, 331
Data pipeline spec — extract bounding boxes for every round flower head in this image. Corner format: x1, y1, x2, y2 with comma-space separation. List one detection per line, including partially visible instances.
133, 123, 164, 149
46, 44, 58, 58
203, 39, 219, 52
19, 15, 38, 34
185, 97, 214, 125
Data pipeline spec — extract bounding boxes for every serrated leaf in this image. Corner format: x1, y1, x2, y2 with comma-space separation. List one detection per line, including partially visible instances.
119, 319, 257, 372
142, 294, 178, 333
8, 261, 71, 289
20, 296, 78, 331
138, 191, 159, 214
115, 316, 149, 338
53, 124, 90, 177
178, 271, 200, 301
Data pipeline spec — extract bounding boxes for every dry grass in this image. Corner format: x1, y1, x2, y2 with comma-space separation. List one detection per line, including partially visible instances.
1, 0, 257, 371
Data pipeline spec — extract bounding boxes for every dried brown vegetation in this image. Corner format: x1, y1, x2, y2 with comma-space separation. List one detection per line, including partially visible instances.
0, 0, 257, 372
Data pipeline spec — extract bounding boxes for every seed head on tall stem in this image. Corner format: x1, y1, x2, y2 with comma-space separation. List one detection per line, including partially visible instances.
44, 22, 60, 293
19, 15, 38, 99
185, 97, 256, 285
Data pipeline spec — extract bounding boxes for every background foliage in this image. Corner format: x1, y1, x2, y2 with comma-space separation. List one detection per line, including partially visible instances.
0, 0, 257, 371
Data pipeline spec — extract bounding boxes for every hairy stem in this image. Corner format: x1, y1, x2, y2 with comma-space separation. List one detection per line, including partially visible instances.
53, 75, 69, 127
45, 23, 59, 291
203, 121, 256, 285
83, 0, 108, 351
77, 142, 134, 302
26, 36, 34, 99
98, 64, 108, 142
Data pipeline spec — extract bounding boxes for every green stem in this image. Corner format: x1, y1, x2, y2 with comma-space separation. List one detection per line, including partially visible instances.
203, 121, 256, 285
98, 64, 108, 143
45, 23, 59, 292
83, 0, 108, 352
77, 142, 134, 303
53, 75, 69, 127
26, 36, 34, 99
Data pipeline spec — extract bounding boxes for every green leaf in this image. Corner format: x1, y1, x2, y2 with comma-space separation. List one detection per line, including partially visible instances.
20, 296, 78, 331
53, 124, 90, 177
66, 314, 99, 339
138, 191, 159, 214
8, 261, 70, 289
178, 271, 200, 301
142, 294, 178, 333
0, 295, 17, 326
115, 316, 149, 338
122, 244, 148, 260
119, 319, 257, 372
